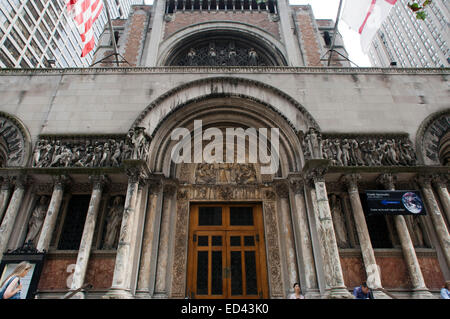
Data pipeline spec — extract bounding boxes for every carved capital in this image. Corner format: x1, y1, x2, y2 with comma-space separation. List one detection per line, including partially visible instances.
89, 174, 110, 191
163, 182, 177, 196
13, 175, 32, 189
289, 179, 305, 194
340, 174, 361, 192
52, 174, 71, 191
274, 181, 290, 198
415, 174, 433, 189
431, 174, 449, 189
306, 167, 328, 185
376, 173, 397, 190
177, 188, 189, 201
0, 176, 13, 191
148, 180, 162, 195
263, 190, 276, 201
126, 166, 147, 185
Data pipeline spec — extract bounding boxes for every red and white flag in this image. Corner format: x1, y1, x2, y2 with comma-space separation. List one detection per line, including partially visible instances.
341, 0, 397, 53
66, 0, 104, 57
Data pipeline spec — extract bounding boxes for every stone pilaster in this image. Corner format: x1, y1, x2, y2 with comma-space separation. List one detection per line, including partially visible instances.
154, 181, 177, 298
274, 180, 299, 295
341, 174, 389, 299
416, 174, 450, 269
377, 173, 433, 299
289, 177, 320, 298
0, 175, 28, 257
70, 175, 109, 298
36, 175, 70, 252
432, 174, 450, 226
0, 177, 12, 223
307, 167, 352, 299
105, 167, 145, 299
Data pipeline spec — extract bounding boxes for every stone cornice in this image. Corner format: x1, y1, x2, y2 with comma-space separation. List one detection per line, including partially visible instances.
0, 66, 448, 76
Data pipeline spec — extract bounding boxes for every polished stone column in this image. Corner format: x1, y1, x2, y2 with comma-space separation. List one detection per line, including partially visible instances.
70, 175, 109, 299
0, 176, 28, 257
105, 168, 142, 299
154, 182, 177, 298
377, 173, 433, 299
136, 180, 162, 297
275, 181, 299, 295
0, 177, 12, 223
341, 174, 389, 299
307, 168, 352, 299
289, 178, 320, 298
432, 175, 450, 226
416, 175, 450, 268
36, 175, 70, 252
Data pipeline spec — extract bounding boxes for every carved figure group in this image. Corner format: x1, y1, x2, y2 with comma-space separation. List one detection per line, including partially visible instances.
196, 163, 257, 184
302, 128, 417, 167
32, 128, 150, 168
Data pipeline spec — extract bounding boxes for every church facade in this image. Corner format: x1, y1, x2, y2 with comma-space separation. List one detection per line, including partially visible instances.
0, 1, 448, 299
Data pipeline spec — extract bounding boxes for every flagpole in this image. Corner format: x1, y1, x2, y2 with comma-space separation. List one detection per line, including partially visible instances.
103, 0, 120, 67
327, 0, 344, 66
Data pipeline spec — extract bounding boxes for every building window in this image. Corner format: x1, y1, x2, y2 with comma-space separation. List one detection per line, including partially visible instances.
57, 195, 90, 250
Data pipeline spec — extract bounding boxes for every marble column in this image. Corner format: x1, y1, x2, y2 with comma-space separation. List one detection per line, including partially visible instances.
307, 168, 352, 299
70, 175, 109, 298
416, 175, 450, 268
36, 175, 70, 252
136, 180, 162, 297
289, 178, 320, 298
154, 182, 176, 298
0, 177, 12, 223
377, 173, 433, 299
341, 174, 389, 299
105, 168, 142, 299
432, 175, 450, 226
274, 181, 299, 295
0, 176, 28, 257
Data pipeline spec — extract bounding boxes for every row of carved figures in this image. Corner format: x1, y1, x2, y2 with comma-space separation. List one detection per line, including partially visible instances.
302, 128, 417, 166
32, 127, 150, 168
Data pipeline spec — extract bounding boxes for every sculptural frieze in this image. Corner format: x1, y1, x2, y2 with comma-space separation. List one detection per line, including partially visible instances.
301, 129, 417, 167
31, 128, 151, 168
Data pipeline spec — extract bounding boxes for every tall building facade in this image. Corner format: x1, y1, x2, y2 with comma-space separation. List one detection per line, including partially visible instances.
368, 0, 450, 67
0, 0, 142, 68
0, 1, 448, 300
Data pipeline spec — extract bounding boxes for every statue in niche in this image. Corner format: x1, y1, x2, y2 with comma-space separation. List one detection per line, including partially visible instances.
187, 48, 196, 65
329, 194, 349, 248
208, 46, 217, 66
103, 196, 124, 250
304, 127, 322, 159
248, 48, 258, 66
24, 196, 49, 246
228, 48, 237, 65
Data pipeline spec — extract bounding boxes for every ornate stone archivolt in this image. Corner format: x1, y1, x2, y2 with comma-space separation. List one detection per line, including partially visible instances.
0, 113, 31, 167
416, 110, 450, 166
300, 129, 417, 167
31, 127, 151, 168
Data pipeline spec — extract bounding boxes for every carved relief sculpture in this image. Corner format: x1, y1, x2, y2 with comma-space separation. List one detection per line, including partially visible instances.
24, 196, 49, 245
328, 194, 349, 248
103, 196, 125, 250
0, 116, 28, 167
32, 127, 151, 168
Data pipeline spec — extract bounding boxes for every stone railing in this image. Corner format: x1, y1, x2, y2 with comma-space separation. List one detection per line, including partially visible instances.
301, 129, 417, 167
31, 127, 150, 168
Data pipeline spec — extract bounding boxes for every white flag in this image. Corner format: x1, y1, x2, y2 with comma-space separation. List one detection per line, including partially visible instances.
341, 0, 397, 53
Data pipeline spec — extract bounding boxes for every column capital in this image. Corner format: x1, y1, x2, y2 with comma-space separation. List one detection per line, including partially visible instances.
414, 174, 433, 188
305, 167, 328, 185
163, 182, 177, 196
13, 174, 32, 189
89, 174, 110, 191
274, 180, 290, 198
52, 174, 71, 191
340, 174, 361, 192
376, 173, 397, 190
148, 179, 162, 195
0, 176, 13, 191
431, 174, 449, 188
289, 178, 305, 194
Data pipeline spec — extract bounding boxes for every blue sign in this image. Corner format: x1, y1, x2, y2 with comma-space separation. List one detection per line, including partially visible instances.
364, 190, 426, 216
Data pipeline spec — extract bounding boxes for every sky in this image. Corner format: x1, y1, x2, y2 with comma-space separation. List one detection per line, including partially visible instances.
142, 0, 372, 66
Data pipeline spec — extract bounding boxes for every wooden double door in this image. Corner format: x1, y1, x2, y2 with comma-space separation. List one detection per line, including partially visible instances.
187, 204, 269, 299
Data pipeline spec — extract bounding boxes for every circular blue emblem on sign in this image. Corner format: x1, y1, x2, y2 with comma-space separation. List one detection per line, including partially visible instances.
401, 192, 423, 214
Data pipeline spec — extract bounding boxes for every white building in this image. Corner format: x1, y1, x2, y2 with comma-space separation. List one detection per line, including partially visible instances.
0, 0, 142, 68
368, 0, 449, 68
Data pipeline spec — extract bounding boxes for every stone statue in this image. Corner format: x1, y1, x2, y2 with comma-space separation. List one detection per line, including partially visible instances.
304, 127, 322, 159
248, 48, 258, 66
187, 48, 196, 65
208, 47, 217, 65
329, 194, 349, 248
103, 196, 124, 250
228, 49, 237, 65
24, 196, 49, 245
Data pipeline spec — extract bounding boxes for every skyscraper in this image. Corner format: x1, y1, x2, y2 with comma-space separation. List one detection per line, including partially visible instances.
0, 0, 142, 68
367, 0, 449, 67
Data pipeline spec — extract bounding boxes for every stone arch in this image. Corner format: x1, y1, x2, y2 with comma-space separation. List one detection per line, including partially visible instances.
157, 21, 288, 66
416, 109, 450, 166
0, 112, 32, 167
